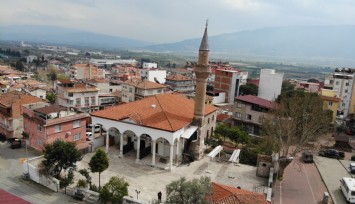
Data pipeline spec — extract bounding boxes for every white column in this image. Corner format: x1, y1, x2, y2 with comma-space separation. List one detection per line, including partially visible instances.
136, 137, 140, 163
106, 131, 109, 153
152, 140, 156, 166
175, 138, 180, 165
119, 133, 123, 158
169, 144, 174, 171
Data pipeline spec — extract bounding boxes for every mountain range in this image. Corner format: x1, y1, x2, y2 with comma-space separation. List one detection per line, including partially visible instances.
1, 25, 355, 65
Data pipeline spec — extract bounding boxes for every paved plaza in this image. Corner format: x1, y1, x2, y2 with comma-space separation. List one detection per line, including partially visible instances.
75, 147, 267, 203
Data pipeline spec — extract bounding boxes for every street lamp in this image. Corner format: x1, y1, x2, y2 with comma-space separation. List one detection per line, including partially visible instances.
135, 189, 140, 200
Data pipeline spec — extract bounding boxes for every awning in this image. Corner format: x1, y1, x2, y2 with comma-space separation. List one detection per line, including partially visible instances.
207, 145, 223, 158
181, 126, 198, 139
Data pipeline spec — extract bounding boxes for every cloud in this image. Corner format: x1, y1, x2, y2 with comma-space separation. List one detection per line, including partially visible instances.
0, 0, 355, 43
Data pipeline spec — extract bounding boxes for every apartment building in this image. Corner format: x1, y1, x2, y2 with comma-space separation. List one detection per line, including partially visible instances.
121, 79, 166, 103
69, 63, 104, 79
140, 68, 167, 84
23, 103, 89, 152
233, 95, 274, 136
165, 74, 194, 93
258, 69, 283, 101
320, 89, 341, 123
55, 79, 99, 113
324, 68, 355, 117
0, 92, 43, 138
213, 68, 248, 104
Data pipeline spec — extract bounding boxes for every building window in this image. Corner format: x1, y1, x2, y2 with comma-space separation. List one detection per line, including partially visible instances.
346, 82, 350, 86
73, 133, 81, 141
342, 103, 346, 107
335, 81, 339, 85
38, 139, 42, 145
208, 118, 210, 124
148, 90, 153, 94
85, 97, 90, 106
236, 112, 242, 118
109, 89, 113, 92
236, 102, 243, 108
129, 88, 133, 93
328, 101, 333, 106
345, 89, 348, 93
73, 120, 80, 128
212, 115, 215, 121
55, 125, 62, 133
245, 114, 252, 120
157, 89, 162, 93
76, 98, 81, 106
68, 93, 73, 97
91, 96, 96, 105
38, 125, 42, 132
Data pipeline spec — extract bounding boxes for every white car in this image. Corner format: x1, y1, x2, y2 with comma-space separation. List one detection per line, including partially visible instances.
86, 124, 101, 133
86, 132, 93, 141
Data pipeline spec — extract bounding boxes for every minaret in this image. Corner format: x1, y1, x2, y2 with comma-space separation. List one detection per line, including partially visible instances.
193, 21, 211, 126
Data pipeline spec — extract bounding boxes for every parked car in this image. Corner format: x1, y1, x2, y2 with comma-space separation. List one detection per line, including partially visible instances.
318, 149, 345, 159
302, 151, 314, 163
86, 124, 101, 133
86, 132, 93, 141
350, 163, 355, 174
351, 155, 355, 161
10, 139, 22, 149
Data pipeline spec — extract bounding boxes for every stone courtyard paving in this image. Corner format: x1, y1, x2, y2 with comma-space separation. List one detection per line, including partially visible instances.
74, 147, 267, 203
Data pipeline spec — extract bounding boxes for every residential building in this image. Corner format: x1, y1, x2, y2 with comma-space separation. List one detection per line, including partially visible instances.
140, 68, 166, 84
26, 55, 37, 63
233, 95, 274, 136
258, 69, 283, 101
90, 58, 138, 67
55, 79, 99, 113
320, 89, 341, 122
142, 62, 157, 69
324, 68, 355, 117
22, 86, 47, 99
0, 92, 43, 138
69, 63, 104, 79
98, 93, 119, 109
294, 81, 320, 93
22, 103, 89, 152
121, 79, 166, 103
213, 68, 248, 104
85, 78, 121, 93
165, 74, 194, 93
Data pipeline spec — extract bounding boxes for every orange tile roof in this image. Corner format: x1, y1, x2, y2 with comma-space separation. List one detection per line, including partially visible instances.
123, 79, 166, 89
64, 83, 98, 93
0, 92, 42, 107
166, 74, 192, 81
210, 182, 269, 204
91, 94, 217, 132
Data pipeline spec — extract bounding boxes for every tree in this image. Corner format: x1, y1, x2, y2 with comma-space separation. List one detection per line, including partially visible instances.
41, 140, 83, 178
89, 149, 109, 190
239, 84, 258, 96
99, 176, 129, 204
281, 80, 295, 95
60, 168, 74, 194
15, 60, 25, 71
261, 92, 332, 178
46, 93, 56, 104
165, 176, 212, 204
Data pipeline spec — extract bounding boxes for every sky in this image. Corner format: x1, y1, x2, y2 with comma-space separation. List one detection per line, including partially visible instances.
1, 0, 355, 43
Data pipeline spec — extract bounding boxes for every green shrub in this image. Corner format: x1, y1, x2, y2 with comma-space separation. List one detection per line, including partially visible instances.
90, 184, 99, 192
77, 179, 88, 188
239, 148, 258, 166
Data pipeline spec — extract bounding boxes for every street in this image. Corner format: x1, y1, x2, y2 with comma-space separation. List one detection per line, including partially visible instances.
273, 156, 331, 204
0, 141, 74, 204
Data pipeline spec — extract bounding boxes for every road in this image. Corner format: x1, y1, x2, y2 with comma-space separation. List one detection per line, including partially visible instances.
0, 141, 74, 204
273, 156, 331, 204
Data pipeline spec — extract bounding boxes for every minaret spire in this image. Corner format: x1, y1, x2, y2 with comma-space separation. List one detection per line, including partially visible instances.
193, 22, 211, 125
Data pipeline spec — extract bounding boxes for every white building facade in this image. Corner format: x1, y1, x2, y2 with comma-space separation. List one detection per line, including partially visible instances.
258, 69, 283, 101
140, 69, 167, 84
